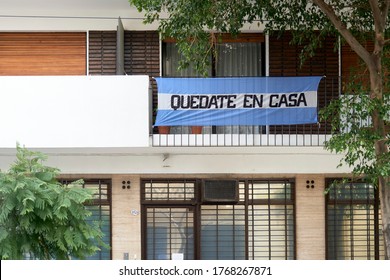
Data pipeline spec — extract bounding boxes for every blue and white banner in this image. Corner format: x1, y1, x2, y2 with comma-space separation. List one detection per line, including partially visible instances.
154, 77, 323, 126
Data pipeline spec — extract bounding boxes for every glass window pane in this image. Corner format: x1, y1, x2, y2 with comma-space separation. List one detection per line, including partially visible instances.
248, 205, 294, 260
146, 208, 194, 260
216, 42, 262, 77
163, 43, 211, 77
326, 180, 384, 260
201, 205, 246, 260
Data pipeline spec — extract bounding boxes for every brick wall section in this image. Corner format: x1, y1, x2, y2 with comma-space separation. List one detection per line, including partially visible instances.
295, 175, 326, 259
111, 175, 142, 260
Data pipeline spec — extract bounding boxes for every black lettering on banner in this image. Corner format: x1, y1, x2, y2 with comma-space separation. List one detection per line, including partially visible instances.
208, 96, 218, 108
269, 94, 279, 107
190, 95, 200, 108
269, 93, 308, 108
199, 95, 209, 109
171, 95, 181, 110
227, 95, 237, 108
181, 95, 190, 109
168, 93, 308, 110
288, 93, 298, 106
253, 94, 263, 108
243, 94, 263, 108
278, 94, 288, 107
243, 95, 252, 108
297, 92, 307, 106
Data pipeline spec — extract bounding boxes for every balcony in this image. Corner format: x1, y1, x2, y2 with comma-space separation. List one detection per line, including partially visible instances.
152, 77, 338, 147
0, 75, 151, 150
0, 75, 337, 151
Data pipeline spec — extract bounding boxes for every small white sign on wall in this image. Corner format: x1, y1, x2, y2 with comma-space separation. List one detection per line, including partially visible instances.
171, 253, 184, 260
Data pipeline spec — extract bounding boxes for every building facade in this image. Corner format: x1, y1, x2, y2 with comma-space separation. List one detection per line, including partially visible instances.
0, 0, 384, 260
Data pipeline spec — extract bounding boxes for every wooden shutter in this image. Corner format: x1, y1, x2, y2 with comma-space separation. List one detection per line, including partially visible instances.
269, 31, 339, 134
124, 31, 160, 76
0, 32, 86, 75
124, 31, 160, 132
341, 42, 374, 89
88, 31, 117, 75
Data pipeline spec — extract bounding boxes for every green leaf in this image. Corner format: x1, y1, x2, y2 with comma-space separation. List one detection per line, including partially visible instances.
0, 145, 107, 259
35, 172, 54, 182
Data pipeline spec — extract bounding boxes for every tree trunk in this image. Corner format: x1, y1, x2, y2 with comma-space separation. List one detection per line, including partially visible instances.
379, 176, 390, 259
369, 58, 390, 259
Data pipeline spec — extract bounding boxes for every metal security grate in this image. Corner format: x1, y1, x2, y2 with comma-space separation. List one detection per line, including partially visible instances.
142, 179, 295, 260
247, 180, 295, 260
201, 205, 246, 260
142, 180, 196, 201
326, 180, 384, 260
146, 207, 194, 260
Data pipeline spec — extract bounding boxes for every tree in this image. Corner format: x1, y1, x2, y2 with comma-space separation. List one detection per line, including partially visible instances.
0, 145, 107, 259
129, 0, 390, 258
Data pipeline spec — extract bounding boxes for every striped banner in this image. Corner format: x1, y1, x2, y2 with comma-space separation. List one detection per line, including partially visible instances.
154, 77, 323, 126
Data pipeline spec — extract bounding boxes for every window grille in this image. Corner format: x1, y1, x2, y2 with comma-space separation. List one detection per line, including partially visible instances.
201, 205, 246, 260
326, 180, 384, 260
142, 179, 295, 260
146, 207, 194, 260
142, 179, 196, 201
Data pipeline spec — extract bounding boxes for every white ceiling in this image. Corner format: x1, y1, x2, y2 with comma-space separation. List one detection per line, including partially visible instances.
0, 0, 158, 30
2, 0, 134, 13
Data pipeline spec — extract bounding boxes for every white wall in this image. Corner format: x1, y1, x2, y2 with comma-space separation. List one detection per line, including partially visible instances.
0, 0, 265, 31
1, 0, 155, 31
0, 75, 150, 149
0, 146, 351, 174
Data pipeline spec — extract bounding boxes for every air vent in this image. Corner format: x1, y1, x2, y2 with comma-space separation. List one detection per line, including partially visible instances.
202, 180, 239, 203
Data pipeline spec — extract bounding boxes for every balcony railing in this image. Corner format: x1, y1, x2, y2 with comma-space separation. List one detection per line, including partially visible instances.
152, 77, 339, 147
152, 125, 332, 147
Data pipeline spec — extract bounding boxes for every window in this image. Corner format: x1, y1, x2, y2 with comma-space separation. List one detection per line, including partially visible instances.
161, 33, 266, 134
61, 179, 112, 260
141, 179, 295, 260
326, 180, 385, 259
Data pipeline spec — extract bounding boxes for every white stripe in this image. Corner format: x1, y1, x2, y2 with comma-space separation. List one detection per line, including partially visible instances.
158, 91, 317, 110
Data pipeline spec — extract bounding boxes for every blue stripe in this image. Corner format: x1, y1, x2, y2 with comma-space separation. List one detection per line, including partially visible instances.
155, 108, 318, 126
155, 77, 323, 94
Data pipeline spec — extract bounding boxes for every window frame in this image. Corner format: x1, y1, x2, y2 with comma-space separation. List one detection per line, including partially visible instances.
141, 178, 296, 260
325, 179, 383, 260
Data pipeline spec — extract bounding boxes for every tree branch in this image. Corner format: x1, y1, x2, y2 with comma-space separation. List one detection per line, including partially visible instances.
311, 0, 373, 67
381, 0, 390, 26
369, 0, 384, 32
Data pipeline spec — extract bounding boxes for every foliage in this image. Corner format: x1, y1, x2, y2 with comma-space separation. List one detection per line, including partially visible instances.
321, 91, 390, 184
321, 40, 390, 186
130, 0, 389, 75
0, 145, 107, 260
